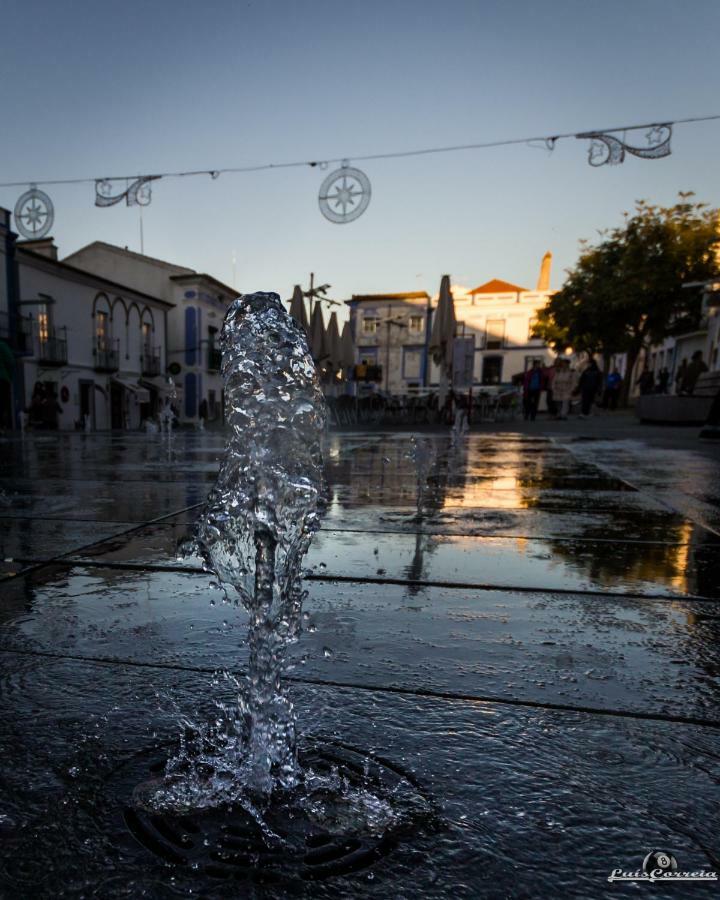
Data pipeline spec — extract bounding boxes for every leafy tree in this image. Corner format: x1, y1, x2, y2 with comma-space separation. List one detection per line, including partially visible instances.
534, 194, 719, 400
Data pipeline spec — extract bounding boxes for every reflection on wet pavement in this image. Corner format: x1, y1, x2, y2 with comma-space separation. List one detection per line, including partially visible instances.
1, 429, 720, 897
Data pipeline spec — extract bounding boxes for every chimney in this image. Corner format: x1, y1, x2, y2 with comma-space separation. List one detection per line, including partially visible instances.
17, 237, 58, 260
536, 251, 552, 291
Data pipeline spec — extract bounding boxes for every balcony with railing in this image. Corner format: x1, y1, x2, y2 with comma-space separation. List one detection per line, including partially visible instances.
36, 327, 68, 366
0, 311, 34, 354
94, 337, 120, 373
141, 346, 161, 377
207, 346, 222, 372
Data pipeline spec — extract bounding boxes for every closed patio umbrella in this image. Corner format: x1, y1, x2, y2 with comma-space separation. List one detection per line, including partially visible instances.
428, 274, 457, 405
309, 302, 328, 369
288, 284, 309, 336
326, 312, 341, 374
339, 321, 355, 374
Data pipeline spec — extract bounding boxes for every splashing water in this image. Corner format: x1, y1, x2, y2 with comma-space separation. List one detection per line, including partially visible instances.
172, 292, 327, 800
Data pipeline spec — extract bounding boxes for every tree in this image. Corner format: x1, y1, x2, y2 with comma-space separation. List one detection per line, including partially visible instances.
534, 194, 719, 401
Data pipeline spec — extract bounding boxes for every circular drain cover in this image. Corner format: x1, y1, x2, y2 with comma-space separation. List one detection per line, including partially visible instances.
120, 743, 426, 883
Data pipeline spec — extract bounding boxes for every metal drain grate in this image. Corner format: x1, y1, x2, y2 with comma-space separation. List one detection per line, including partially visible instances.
122, 743, 418, 882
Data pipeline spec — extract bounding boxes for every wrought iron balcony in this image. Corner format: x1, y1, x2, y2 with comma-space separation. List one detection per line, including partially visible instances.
94, 337, 120, 373
207, 347, 222, 372
0, 311, 33, 354
141, 347, 161, 377
37, 327, 68, 366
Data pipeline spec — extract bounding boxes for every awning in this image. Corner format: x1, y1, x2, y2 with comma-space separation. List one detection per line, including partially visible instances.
140, 378, 174, 397
112, 376, 150, 403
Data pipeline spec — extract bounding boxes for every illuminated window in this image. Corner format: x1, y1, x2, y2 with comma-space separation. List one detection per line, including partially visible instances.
142, 321, 152, 352
96, 310, 109, 347
37, 306, 50, 343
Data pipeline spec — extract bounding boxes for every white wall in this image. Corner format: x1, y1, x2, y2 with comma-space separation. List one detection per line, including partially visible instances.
17, 253, 168, 430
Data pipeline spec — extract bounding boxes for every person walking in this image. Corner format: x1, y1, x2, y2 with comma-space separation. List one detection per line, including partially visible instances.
551, 359, 576, 419
522, 360, 545, 421
577, 359, 603, 418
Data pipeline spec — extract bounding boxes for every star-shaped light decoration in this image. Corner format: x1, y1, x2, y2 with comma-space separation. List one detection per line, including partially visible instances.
14, 187, 54, 239
318, 165, 371, 224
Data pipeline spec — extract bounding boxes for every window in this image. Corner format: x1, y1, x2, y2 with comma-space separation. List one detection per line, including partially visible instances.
482, 356, 503, 385
37, 304, 50, 343
96, 310, 109, 347
402, 347, 423, 380
362, 315, 378, 335
359, 348, 378, 366
408, 315, 424, 334
485, 319, 505, 350
142, 321, 152, 353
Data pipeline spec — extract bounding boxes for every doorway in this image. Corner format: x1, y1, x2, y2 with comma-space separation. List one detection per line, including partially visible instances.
110, 382, 124, 430
79, 380, 95, 430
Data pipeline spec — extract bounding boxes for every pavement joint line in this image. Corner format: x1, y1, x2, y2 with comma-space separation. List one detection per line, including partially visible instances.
8, 555, 720, 603
0, 503, 204, 584
2, 519, 706, 548
1, 644, 718, 731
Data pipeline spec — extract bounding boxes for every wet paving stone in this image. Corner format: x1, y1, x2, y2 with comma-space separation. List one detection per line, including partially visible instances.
1, 564, 720, 723
0, 654, 719, 899
1, 429, 720, 898
60, 521, 720, 598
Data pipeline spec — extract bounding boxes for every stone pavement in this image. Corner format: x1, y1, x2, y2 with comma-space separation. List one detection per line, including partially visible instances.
1, 428, 720, 898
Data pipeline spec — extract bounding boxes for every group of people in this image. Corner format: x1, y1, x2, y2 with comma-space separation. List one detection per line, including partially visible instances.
637, 350, 708, 397
522, 358, 622, 421
28, 382, 63, 430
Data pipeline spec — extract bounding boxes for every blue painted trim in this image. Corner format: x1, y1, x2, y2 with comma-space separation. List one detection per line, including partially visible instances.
185, 308, 196, 366
184, 373, 197, 418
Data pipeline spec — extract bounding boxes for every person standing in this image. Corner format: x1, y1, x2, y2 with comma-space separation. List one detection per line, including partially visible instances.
681, 351, 708, 395
522, 360, 545, 421
603, 369, 623, 410
551, 359, 576, 419
577, 359, 603, 418
657, 368, 670, 394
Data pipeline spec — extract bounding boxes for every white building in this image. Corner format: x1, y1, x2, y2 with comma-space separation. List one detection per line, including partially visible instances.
13, 237, 171, 430
348, 254, 555, 395
65, 242, 237, 424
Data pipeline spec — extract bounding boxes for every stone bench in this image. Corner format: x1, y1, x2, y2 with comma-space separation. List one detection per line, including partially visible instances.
635, 371, 720, 424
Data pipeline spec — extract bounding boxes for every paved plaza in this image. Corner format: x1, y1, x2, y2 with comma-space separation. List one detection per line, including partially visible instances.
1, 427, 720, 897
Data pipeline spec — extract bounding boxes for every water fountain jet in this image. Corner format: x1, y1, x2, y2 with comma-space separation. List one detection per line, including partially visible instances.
178, 291, 326, 799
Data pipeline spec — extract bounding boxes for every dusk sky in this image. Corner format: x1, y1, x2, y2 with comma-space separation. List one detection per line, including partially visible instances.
1, 0, 718, 311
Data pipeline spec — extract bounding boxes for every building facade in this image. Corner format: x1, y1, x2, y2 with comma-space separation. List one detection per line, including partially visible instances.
65, 242, 237, 424
13, 238, 171, 430
347, 255, 555, 395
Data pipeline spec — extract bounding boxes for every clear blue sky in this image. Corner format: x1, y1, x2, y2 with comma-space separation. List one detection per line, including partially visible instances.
1, 0, 718, 308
